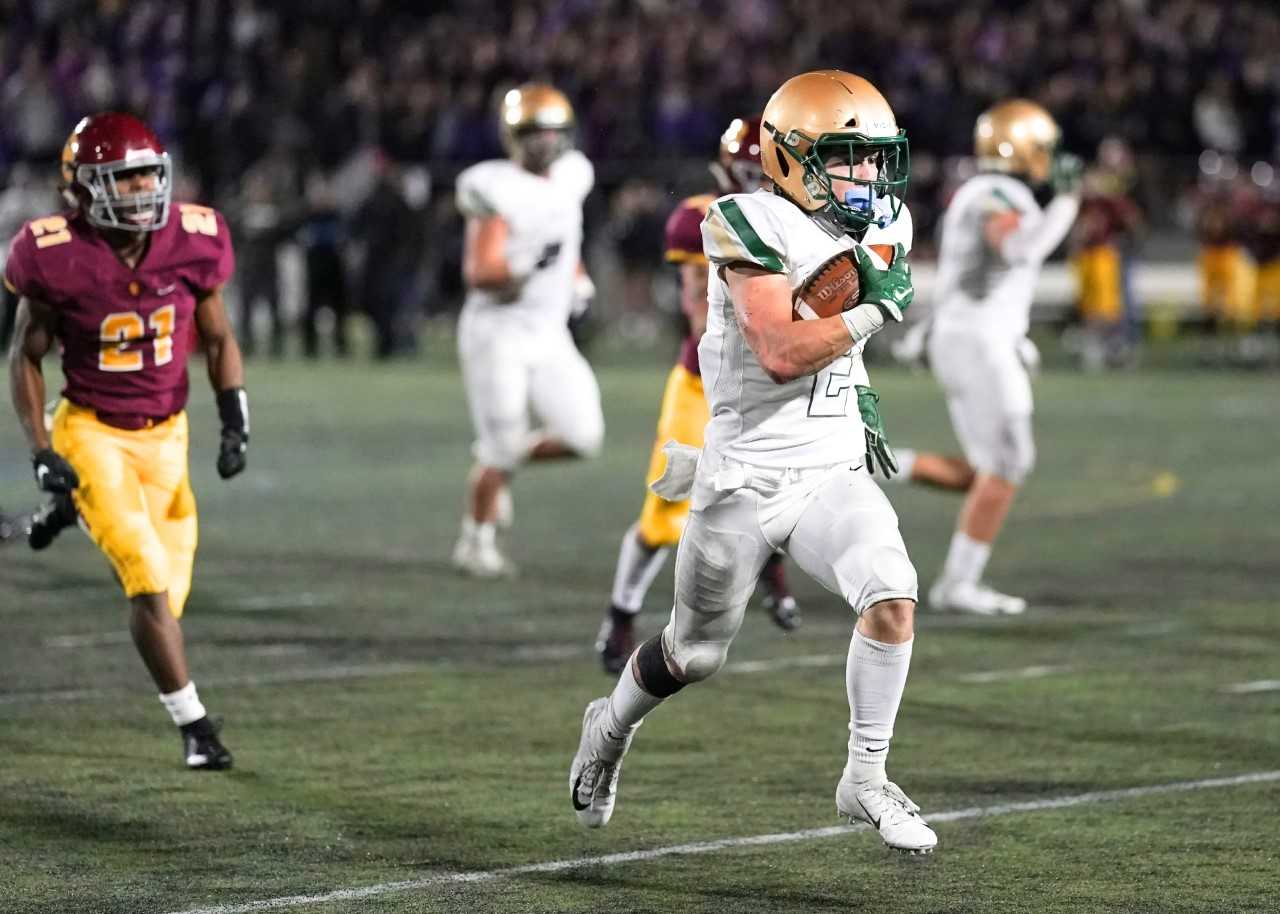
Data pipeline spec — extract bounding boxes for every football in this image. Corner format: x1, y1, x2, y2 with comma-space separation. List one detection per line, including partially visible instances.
793, 250, 859, 321
792, 243, 895, 321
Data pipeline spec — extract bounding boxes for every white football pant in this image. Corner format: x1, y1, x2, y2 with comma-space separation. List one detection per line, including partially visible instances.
661, 449, 918, 683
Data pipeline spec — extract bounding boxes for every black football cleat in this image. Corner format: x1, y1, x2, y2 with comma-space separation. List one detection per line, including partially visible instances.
181, 717, 234, 771
761, 592, 802, 632
596, 607, 637, 675
29, 494, 78, 551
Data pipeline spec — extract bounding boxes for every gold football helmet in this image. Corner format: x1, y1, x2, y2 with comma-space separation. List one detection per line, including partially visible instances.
974, 100, 1060, 184
500, 83, 575, 173
760, 69, 908, 232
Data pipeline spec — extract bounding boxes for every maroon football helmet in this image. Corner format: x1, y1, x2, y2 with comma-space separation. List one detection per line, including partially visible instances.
710, 116, 764, 194
59, 112, 172, 232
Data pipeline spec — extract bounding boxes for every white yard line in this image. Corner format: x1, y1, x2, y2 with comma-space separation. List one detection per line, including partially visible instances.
0, 654, 1084, 708
161, 770, 1280, 914
724, 654, 845, 674
956, 664, 1072, 684
0, 663, 428, 706
1224, 680, 1280, 694
44, 630, 134, 649
227, 593, 336, 611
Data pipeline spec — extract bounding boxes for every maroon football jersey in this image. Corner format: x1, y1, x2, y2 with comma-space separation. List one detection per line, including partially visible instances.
663, 194, 715, 377
4, 204, 234, 419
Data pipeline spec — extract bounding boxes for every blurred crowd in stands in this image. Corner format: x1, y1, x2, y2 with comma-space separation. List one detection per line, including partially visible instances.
2, 0, 1279, 362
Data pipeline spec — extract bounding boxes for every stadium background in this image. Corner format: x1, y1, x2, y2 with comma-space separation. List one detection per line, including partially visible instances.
2, 0, 1279, 356
1, 3, 1279, 914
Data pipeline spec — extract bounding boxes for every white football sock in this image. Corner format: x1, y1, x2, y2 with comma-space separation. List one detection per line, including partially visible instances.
159, 681, 207, 727
600, 663, 663, 755
941, 530, 991, 585
610, 524, 671, 613
844, 631, 913, 785
472, 520, 496, 549
887, 448, 916, 484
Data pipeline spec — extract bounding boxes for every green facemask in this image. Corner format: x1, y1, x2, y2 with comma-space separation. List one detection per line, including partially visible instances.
766, 125, 910, 232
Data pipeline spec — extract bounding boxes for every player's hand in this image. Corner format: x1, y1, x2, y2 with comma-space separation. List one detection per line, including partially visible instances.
29, 493, 78, 551
1050, 152, 1084, 196
215, 387, 249, 480
32, 448, 79, 493
853, 243, 912, 321
217, 429, 247, 479
855, 385, 899, 478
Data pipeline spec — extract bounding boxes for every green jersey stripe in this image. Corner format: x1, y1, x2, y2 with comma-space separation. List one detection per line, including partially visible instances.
717, 200, 785, 273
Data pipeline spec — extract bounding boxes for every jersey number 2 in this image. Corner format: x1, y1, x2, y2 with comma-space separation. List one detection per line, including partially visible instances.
808, 355, 854, 417
99, 305, 176, 372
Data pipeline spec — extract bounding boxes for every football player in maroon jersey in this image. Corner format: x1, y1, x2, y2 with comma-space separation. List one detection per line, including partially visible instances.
594, 118, 801, 675
6, 112, 248, 770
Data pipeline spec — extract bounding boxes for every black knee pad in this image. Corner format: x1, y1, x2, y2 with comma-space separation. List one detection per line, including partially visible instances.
635, 634, 686, 698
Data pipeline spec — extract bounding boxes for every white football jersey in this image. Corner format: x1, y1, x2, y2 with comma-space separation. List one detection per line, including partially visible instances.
699, 190, 912, 469
932, 173, 1045, 340
455, 150, 594, 329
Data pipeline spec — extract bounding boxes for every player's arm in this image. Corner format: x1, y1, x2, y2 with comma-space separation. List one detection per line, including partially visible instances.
8, 296, 55, 452
462, 215, 516, 290
987, 159, 1083, 263
726, 265, 873, 384
195, 283, 249, 479
8, 295, 79, 492
679, 261, 710, 338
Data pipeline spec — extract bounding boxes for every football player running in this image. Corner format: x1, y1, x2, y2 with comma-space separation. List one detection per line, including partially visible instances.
6, 112, 248, 769
924, 100, 1082, 615
595, 117, 800, 676
570, 71, 937, 854
451, 84, 603, 577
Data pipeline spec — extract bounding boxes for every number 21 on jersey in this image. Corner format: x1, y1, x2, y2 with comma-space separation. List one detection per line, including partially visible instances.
99, 305, 176, 372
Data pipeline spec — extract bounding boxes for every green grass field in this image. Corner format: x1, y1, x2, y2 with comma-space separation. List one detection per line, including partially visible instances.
1, 340, 1278, 914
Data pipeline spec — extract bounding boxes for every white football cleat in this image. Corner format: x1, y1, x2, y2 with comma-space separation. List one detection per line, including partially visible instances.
837, 777, 937, 854
451, 535, 517, 578
928, 579, 1027, 616
570, 697, 635, 828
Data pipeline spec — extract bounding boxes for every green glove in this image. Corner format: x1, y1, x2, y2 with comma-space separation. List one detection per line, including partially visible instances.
1050, 152, 1084, 195
855, 384, 899, 477
853, 242, 912, 321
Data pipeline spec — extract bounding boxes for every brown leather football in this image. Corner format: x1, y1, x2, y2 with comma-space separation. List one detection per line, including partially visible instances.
793, 250, 859, 321
792, 244, 896, 321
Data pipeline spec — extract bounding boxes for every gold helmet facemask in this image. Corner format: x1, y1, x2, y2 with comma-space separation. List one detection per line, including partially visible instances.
500, 83, 575, 174
974, 99, 1061, 185
760, 70, 909, 233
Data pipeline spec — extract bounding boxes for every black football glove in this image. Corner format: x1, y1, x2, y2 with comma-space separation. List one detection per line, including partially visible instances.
215, 388, 249, 480
32, 448, 79, 493
29, 493, 79, 551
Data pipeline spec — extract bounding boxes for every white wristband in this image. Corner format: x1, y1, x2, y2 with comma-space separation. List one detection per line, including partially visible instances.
840, 302, 888, 343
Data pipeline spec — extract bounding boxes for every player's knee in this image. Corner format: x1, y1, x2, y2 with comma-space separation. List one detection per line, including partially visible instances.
849, 546, 918, 612
668, 639, 728, 684
561, 419, 604, 459
474, 433, 524, 472
861, 597, 916, 639
995, 419, 1035, 483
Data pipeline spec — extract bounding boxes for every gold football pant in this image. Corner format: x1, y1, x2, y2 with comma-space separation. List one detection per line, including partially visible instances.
1199, 245, 1257, 326
636, 364, 708, 547
51, 402, 197, 616
1255, 259, 1280, 323
1073, 245, 1123, 323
